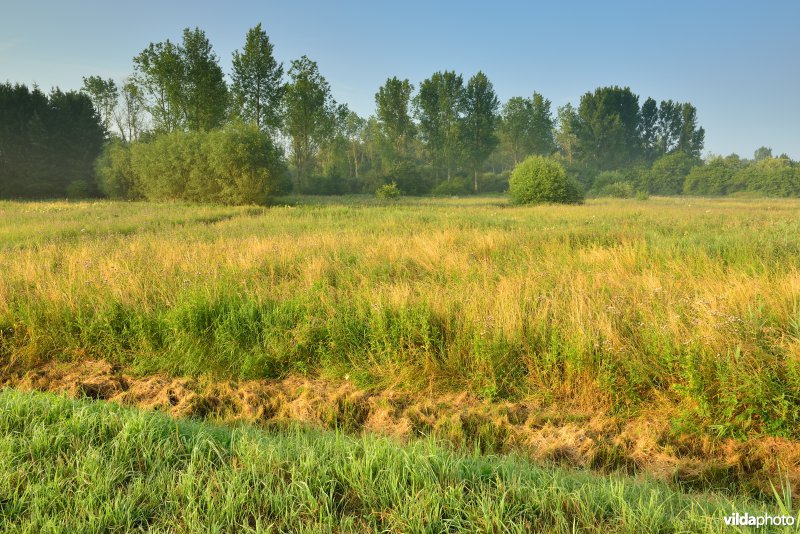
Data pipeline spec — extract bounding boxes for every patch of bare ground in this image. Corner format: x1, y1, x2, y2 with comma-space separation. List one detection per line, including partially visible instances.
3, 358, 799, 499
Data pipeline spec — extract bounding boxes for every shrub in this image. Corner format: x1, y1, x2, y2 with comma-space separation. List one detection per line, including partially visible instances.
508, 156, 582, 204
602, 181, 635, 198
590, 171, 625, 196
383, 161, 431, 195
101, 122, 286, 205
646, 152, 699, 195
375, 182, 401, 200
683, 155, 745, 196
478, 171, 510, 193
732, 157, 800, 197
431, 178, 471, 196
96, 140, 139, 200
65, 180, 92, 199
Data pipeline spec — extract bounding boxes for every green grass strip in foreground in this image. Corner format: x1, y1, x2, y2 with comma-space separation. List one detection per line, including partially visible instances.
0, 389, 795, 533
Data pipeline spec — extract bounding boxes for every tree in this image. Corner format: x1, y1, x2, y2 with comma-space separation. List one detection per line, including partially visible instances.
375, 77, 415, 161
114, 79, 145, 143
555, 103, 578, 165
133, 39, 185, 133
231, 23, 284, 134
461, 71, 499, 192
575, 86, 641, 170
132, 28, 228, 133
414, 71, 464, 181
81, 76, 118, 136
639, 97, 659, 162
180, 27, 228, 131
0, 83, 104, 198
754, 146, 773, 161
647, 151, 698, 195
499, 97, 533, 165
283, 55, 337, 190
677, 102, 704, 157
343, 111, 366, 179
529, 92, 555, 155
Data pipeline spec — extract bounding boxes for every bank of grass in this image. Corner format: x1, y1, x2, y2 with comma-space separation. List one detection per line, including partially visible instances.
1, 388, 794, 532
1, 196, 800, 442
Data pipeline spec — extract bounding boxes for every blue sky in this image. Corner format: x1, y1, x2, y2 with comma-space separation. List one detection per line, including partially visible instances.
2, 0, 798, 158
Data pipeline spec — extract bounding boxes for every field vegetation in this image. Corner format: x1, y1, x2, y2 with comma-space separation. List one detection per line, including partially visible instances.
1, 195, 799, 501
1, 388, 794, 532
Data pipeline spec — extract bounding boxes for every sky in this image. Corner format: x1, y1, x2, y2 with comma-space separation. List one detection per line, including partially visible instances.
1, 0, 798, 159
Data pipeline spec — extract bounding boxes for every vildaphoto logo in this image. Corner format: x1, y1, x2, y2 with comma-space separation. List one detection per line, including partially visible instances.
723, 513, 795, 527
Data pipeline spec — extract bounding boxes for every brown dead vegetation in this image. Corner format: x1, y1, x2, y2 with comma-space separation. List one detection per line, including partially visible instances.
3, 358, 799, 499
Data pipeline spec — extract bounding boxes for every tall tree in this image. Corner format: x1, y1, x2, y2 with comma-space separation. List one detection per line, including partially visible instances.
555, 103, 579, 165
639, 97, 659, 162
81, 76, 118, 136
231, 23, 284, 134
677, 102, 704, 157
575, 86, 641, 170
283, 55, 337, 189
132, 39, 185, 133
343, 111, 366, 179
461, 71, 499, 192
529, 92, 555, 155
656, 100, 682, 154
499, 97, 533, 165
375, 77, 415, 161
114, 79, 145, 143
180, 27, 228, 131
414, 71, 464, 181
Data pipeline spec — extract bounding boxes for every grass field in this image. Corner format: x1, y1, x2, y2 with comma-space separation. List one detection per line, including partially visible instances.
1, 195, 800, 510
1, 388, 795, 532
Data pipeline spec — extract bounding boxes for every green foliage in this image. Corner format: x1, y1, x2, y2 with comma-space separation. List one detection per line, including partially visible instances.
683, 155, 745, 196
100, 122, 283, 204
375, 77, 415, 161
509, 156, 582, 204
230, 23, 284, 133
414, 71, 465, 181
733, 157, 800, 197
603, 181, 635, 198
478, 171, 510, 193
0, 83, 105, 199
383, 161, 430, 195
461, 72, 500, 192
80, 76, 118, 135
284, 56, 338, 189
376, 182, 402, 200
575, 86, 641, 170
431, 178, 471, 196
132, 28, 228, 133
96, 139, 139, 199
66, 180, 92, 199
647, 151, 699, 195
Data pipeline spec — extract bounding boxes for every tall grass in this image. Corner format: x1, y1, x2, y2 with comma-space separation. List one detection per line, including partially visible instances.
1, 196, 800, 439
1, 388, 792, 532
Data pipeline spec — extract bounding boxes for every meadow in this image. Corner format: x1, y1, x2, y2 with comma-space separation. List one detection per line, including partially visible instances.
1, 195, 800, 504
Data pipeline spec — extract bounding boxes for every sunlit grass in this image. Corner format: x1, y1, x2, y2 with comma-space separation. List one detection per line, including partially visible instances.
1, 196, 799, 439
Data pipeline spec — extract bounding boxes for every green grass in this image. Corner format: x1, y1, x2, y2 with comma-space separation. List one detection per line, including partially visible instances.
0, 388, 794, 533
2, 196, 800, 441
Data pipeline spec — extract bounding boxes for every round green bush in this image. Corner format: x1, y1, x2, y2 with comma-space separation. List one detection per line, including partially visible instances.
509, 156, 582, 204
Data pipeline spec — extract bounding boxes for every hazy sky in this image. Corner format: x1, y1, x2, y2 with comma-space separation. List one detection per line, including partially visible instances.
2, 0, 798, 158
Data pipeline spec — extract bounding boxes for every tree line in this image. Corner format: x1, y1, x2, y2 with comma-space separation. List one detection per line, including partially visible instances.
1, 24, 798, 202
